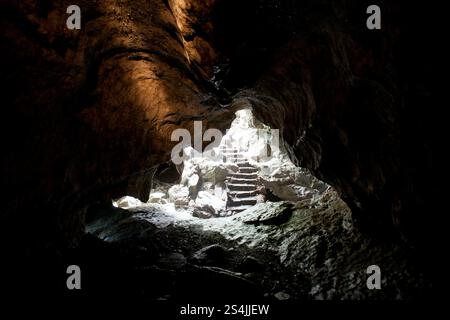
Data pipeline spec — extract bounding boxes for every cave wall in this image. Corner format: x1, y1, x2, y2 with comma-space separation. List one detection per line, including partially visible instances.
0, 0, 231, 248
0, 0, 439, 249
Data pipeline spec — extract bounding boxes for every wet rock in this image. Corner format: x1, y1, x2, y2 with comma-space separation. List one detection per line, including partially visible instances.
239, 201, 293, 225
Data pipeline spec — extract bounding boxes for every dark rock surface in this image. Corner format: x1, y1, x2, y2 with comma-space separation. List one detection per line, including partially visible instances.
190, 244, 228, 266
240, 201, 293, 225
79, 190, 431, 300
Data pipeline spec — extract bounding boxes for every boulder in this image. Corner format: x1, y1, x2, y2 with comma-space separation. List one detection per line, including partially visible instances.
203, 182, 214, 191
195, 191, 226, 214
188, 173, 200, 198
262, 182, 318, 202
148, 191, 167, 204
188, 157, 238, 186
213, 165, 229, 185
168, 185, 190, 207
239, 201, 293, 225
113, 196, 142, 209
192, 208, 213, 219
190, 244, 228, 266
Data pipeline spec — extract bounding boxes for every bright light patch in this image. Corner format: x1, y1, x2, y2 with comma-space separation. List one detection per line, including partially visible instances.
114, 108, 327, 220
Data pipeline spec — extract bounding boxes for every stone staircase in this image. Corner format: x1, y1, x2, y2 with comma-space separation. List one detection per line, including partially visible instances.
220, 145, 260, 214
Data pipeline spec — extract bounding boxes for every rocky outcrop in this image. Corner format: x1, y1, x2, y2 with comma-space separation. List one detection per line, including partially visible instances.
240, 201, 293, 225
1, 0, 439, 256
84, 189, 431, 299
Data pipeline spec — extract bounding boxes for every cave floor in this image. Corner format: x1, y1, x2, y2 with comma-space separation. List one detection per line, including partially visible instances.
83, 190, 431, 301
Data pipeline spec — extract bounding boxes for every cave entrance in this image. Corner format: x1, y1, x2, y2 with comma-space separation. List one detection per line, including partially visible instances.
184, 107, 281, 217
113, 108, 328, 220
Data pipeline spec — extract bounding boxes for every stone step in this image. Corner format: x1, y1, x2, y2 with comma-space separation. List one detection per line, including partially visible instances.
221, 154, 244, 159
220, 149, 238, 153
227, 183, 257, 191
222, 156, 245, 161
225, 158, 246, 163
227, 204, 254, 212
229, 177, 257, 183
231, 172, 258, 179
239, 167, 258, 173
228, 190, 258, 198
227, 196, 258, 206
236, 161, 251, 167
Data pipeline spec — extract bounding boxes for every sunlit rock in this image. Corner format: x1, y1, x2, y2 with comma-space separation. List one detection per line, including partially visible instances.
113, 196, 142, 209
148, 191, 168, 204
195, 191, 226, 215
168, 185, 190, 207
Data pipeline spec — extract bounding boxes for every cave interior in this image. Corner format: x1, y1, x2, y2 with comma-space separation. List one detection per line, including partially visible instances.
0, 0, 441, 305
